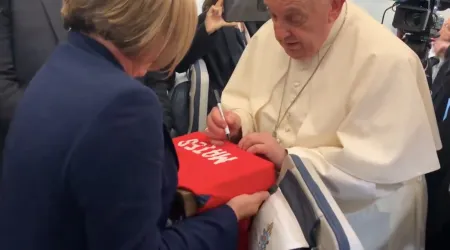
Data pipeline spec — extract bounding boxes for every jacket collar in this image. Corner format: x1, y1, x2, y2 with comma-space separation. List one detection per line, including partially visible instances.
67, 31, 123, 70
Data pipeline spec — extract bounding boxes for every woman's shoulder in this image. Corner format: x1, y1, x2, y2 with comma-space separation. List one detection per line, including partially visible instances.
23, 45, 160, 127
47, 43, 156, 100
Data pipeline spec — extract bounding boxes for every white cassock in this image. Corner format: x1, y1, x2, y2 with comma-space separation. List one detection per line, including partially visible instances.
222, 2, 442, 250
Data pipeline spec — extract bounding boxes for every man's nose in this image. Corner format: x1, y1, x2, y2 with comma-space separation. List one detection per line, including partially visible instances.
273, 22, 290, 40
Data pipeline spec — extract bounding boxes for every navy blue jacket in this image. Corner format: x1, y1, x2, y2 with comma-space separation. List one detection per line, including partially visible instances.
0, 32, 238, 250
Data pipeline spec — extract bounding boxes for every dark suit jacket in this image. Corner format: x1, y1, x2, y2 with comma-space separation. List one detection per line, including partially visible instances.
0, 0, 66, 166
0, 31, 238, 250
0, 0, 174, 178
139, 72, 175, 130
176, 11, 265, 112
427, 51, 450, 250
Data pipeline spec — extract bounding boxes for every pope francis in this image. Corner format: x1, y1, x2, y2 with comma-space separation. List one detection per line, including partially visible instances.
205, 0, 442, 249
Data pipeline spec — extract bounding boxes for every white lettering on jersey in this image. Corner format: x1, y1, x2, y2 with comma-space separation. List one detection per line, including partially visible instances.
177, 139, 238, 165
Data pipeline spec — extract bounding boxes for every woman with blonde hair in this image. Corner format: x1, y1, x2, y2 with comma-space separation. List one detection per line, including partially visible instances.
0, 0, 269, 249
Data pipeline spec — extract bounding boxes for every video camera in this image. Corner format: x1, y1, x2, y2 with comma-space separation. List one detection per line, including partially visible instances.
392, 0, 449, 60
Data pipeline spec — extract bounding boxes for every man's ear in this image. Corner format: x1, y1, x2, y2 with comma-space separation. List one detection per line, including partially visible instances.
328, 0, 345, 22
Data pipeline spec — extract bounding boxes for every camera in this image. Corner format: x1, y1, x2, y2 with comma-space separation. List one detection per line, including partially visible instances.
392, 0, 448, 60
393, 1, 432, 33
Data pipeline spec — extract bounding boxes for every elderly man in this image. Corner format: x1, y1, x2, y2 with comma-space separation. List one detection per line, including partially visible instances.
206, 0, 441, 249
427, 17, 450, 250
430, 18, 450, 81
434, 18, 450, 56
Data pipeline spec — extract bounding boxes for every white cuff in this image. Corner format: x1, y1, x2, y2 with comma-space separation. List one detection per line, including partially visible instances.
231, 108, 255, 136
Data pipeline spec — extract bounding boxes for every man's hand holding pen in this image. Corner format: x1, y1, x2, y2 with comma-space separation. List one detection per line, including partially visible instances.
205, 107, 242, 145
204, 90, 242, 145
205, 108, 286, 167
205, 91, 286, 167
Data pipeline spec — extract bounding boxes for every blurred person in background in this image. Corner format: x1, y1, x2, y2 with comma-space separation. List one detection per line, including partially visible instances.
431, 18, 450, 81
0, 0, 269, 250
0, 0, 67, 177
205, 0, 441, 249
426, 17, 450, 250
139, 72, 176, 130
433, 18, 450, 59
176, 0, 267, 112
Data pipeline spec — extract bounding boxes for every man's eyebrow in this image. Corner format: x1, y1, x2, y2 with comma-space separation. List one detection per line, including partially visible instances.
285, 7, 307, 19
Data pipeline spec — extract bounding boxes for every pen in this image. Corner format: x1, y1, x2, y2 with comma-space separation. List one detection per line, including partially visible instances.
213, 90, 231, 141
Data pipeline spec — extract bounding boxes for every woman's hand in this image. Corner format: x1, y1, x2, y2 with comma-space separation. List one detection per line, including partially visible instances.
227, 191, 270, 221
204, 0, 238, 34
239, 132, 287, 167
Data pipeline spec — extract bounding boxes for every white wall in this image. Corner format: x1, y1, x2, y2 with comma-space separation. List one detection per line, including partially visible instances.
352, 0, 395, 31
196, 0, 204, 13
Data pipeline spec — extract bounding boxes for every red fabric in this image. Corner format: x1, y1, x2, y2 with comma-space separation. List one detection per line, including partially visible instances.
174, 132, 276, 211
238, 219, 250, 250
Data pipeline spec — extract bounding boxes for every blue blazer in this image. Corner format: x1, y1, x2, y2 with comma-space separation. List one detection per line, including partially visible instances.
0, 32, 238, 250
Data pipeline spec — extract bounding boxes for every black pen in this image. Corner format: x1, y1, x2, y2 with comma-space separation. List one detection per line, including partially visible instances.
213, 90, 231, 141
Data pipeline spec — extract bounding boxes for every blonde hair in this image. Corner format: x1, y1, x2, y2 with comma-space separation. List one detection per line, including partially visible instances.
61, 0, 197, 73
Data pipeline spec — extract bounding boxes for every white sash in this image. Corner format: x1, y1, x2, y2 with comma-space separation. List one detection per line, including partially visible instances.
250, 154, 364, 250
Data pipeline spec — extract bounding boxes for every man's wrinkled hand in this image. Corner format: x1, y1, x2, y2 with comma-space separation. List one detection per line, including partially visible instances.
238, 132, 287, 167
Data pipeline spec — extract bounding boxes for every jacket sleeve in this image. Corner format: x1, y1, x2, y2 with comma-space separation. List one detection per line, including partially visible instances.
0, 6, 24, 130
69, 88, 239, 250
175, 12, 219, 73
140, 72, 174, 130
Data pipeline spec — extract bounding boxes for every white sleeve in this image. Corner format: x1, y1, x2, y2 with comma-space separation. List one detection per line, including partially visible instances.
287, 147, 401, 201
288, 54, 440, 201
221, 31, 265, 136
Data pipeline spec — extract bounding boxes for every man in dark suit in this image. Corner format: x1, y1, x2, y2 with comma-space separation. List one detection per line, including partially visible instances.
427, 35, 450, 250
0, 0, 174, 178
0, 0, 66, 171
